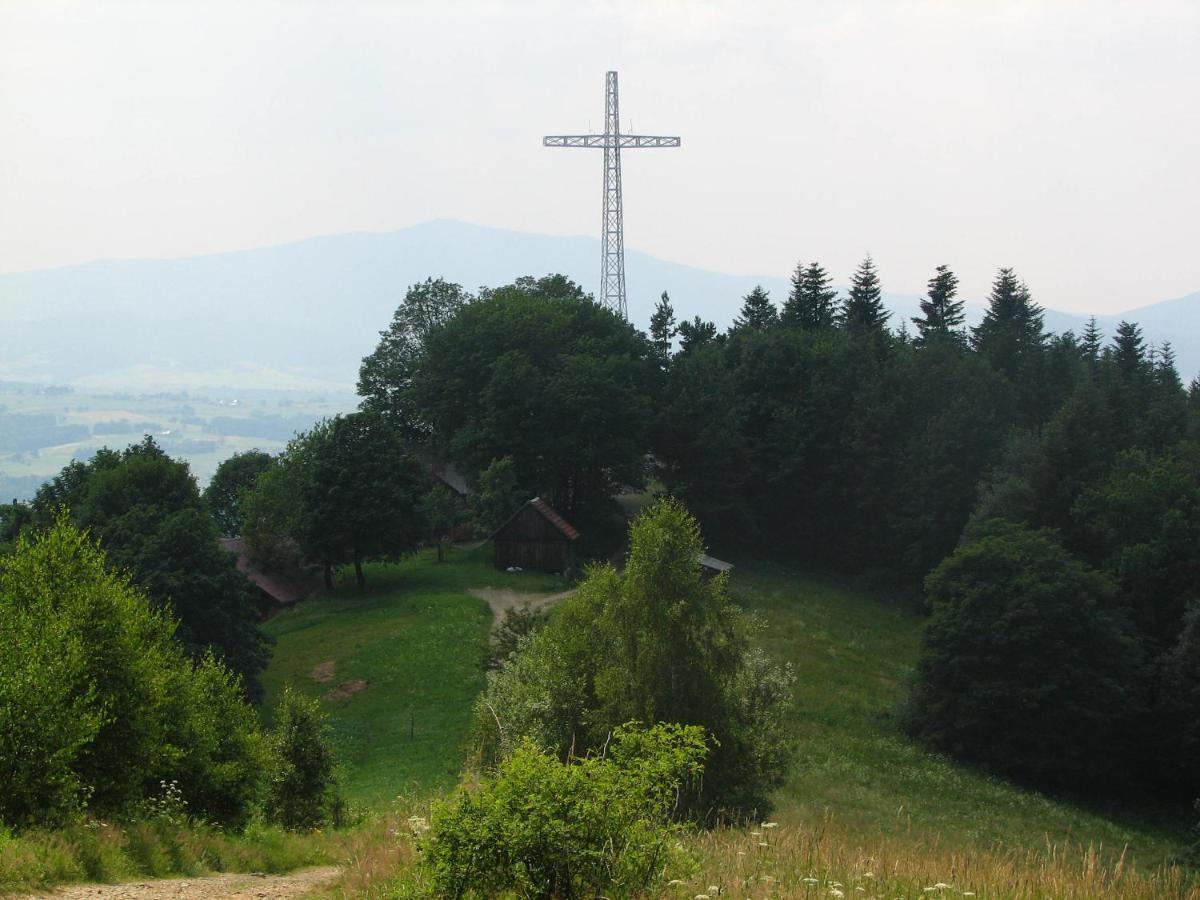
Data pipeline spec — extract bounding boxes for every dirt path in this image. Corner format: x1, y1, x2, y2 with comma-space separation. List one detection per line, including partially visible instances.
18, 866, 340, 900
468, 587, 575, 625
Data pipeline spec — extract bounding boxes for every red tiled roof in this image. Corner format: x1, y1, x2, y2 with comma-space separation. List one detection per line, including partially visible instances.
529, 497, 581, 541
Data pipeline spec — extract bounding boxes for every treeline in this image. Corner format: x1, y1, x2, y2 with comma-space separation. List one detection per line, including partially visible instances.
356, 264, 1198, 801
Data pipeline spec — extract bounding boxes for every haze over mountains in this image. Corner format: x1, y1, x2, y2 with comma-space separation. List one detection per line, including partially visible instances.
2, 219, 1197, 392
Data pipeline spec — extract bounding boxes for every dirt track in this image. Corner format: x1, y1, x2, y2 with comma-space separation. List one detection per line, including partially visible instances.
467, 587, 575, 625
17, 867, 339, 900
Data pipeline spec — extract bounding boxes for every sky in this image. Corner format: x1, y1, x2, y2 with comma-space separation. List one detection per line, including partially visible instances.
1, 0, 1198, 314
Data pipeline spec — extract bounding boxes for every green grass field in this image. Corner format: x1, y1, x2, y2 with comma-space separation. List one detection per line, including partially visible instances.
261, 546, 1186, 870
259, 545, 565, 806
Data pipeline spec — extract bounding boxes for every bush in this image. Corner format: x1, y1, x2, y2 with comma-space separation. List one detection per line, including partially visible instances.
472, 498, 794, 819
265, 687, 342, 830
487, 603, 550, 669
423, 723, 705, 899
907, 520, 1144, 788
0, 517, 267, 828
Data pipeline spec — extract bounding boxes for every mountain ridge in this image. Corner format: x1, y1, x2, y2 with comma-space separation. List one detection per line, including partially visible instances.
2, 220, 1196, 390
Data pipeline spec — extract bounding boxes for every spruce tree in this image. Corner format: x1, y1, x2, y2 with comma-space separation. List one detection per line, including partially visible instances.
1081, 316, 1103, 365
781, 261, 806, 326
732, 285, 778, 331
1155, 341, 1183, 393
649, 291, 677, 364
799, 263, 838, 330
1111, 320, 1148, 377
971, 267, 1045, 375
912, 265, 964, 347
840, 255, 889, 333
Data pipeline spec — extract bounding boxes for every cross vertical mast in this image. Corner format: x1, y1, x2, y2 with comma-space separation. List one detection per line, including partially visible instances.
601, 72, 626, 318
544, 71, 680, 319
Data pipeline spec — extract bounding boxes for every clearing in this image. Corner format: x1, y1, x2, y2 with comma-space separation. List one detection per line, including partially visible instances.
260, 544, 1184, 865
258, 544, 566, 805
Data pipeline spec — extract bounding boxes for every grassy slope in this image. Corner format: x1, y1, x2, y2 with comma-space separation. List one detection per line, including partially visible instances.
732, 560, 1183, 865
259, 545, 564, 807
262, 545, 1183, 866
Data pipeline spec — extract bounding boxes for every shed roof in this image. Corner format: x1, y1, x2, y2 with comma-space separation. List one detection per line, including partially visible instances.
698, 554, 734, 574
219, 537, 324, 607
492, 497, 581, 542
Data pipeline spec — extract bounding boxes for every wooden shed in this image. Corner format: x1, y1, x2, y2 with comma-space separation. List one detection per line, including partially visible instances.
491, 497, 580, 574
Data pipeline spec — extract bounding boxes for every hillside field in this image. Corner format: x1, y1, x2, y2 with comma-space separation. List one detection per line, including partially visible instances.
260, 545, 1185, 871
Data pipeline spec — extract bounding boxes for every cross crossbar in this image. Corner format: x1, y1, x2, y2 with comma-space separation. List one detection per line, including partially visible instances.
543, 71, 680, 320
543, 135, 681, 149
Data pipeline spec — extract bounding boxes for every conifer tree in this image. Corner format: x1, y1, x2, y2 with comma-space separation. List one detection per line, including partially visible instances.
912, 265, 964, 347
1081, 316, 1103, 365
732, 285, 778, 331
780, 261, 805, 326
649, 291, 677, 364
677, 316, 718, 354
971, 267, 1045, 375
1155, 341, 1183, 393
800, 263, 839, 330
840, 255, 889, 333
1111, 320, 1148, 377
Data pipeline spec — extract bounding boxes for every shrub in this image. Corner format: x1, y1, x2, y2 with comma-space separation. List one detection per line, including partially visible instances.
423, 723, 706, 899
0, 517, 267, 828
907, 519, 1144, 788
472, 498, 794, 819
487, 603, 550, 669
265, 687, 342, 830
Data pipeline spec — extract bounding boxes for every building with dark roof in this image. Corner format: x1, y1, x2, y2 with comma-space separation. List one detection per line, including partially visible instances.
219, 537, 324, 617
490, 497, 580, 574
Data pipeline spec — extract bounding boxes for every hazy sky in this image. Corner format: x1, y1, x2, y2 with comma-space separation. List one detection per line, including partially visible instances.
2, 0, 1198, 313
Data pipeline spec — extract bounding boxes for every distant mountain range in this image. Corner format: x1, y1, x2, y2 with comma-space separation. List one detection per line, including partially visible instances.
2, 219, 1197, 391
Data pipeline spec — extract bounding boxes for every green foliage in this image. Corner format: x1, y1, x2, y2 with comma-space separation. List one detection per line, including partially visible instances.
266, 687, 342, 830
244, 414, 425, 590
419, 486, 461, 562
422, 723, 706, 899
782, 261, 839, 330
470, 456, 529, 536
648, 290, 678, 366
30, 436, 270, 695
677, 315, 718, 353
203, 449, 274, 537
971, 267, 1046, 377
488, 603, 550, 669
908, 521, 1144, 788
732, 285, 778, 331
408, 274, 654, 528
474, 498, 794, 818
840, 254, 889, 334
912, 264, 965, 346
358, 277, 473, 437
0, 517, 267, 827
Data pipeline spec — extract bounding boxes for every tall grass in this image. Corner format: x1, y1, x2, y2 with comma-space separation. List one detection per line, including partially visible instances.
0, 820, 334, 895
678, 814, 1199, 900
321, 811, 1200, 899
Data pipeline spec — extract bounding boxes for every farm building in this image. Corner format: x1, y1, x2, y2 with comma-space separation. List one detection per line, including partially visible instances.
219, 537, 324, 617
491, 497, 580, 574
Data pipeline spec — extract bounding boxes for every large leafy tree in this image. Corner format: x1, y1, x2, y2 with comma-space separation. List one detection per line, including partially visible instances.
290, 413, 425, 591
409, 275, 655, 531
358, 277, 473, 436
908, 520, 1143, 788
31, 437, 270, 697
203, 449, 274, 537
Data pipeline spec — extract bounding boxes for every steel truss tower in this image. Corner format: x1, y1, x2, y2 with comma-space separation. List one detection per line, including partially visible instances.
544, 71, 680, 319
